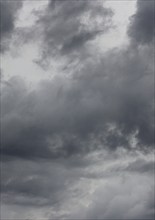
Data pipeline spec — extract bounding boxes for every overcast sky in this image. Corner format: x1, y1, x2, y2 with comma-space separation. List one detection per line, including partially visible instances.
0, 0, 154, 219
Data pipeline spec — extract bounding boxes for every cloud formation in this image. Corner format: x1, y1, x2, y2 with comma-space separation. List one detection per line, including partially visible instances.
35, 0, 113, 67
128, 0, 154, 44
85, 173, 154, 220
1, 44, 154, 161
1, 0, 154, 219
1, 151, 154, 219
0, 1, 23, 52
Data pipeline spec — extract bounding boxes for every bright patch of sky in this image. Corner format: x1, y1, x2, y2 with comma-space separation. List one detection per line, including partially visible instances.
16, 0, 48, 28
97, 0, 136, 51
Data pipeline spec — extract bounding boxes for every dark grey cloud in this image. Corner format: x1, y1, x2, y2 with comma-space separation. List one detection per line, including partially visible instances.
1, 44, 154, 161
128, 0, 154, 44
35, 0, 113, 67
1, 154, 90, 209
0, 1, 23, 52
1, 1, 154, 219
1, 159, 77, 207
61, 30, 102, 55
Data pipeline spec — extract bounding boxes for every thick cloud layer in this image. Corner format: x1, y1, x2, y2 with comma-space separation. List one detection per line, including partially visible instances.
1, 44, 154, 160
1, 0, 154, 219
128, 0, 154, 44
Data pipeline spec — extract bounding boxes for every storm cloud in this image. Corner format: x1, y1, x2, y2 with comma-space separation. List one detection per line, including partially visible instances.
1, 44, 154, 160
1, 0, 154, 219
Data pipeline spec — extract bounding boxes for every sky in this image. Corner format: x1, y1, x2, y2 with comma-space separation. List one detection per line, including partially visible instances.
0, 0, 154, 219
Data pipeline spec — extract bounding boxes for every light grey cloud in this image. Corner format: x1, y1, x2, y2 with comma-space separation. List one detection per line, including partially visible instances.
1, 152, 154, 219
85, 174, 154, 220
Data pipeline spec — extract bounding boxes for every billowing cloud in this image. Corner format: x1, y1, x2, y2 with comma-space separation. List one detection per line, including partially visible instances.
1, 0, 154, 219
1, 44, 154, 160
128, 0, 154, 44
